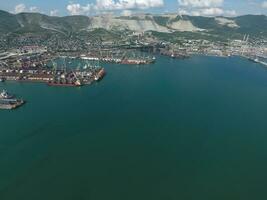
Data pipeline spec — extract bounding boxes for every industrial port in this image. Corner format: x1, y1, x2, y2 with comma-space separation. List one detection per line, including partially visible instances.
0, 32, 267, 110
0, 47, 156, 108
0, 46, 159, 85
0, 48, 108, 87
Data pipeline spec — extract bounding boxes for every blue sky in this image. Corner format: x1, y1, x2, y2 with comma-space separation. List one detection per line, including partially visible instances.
0, 0, 267, 16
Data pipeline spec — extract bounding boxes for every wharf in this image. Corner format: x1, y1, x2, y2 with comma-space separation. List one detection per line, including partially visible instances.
0, 66, 105, 86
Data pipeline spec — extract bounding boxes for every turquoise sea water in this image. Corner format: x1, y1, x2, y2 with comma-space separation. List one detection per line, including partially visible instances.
1, 56, 267, 199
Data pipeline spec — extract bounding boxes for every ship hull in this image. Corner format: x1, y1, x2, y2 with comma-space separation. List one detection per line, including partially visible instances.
94, 68, 106, 81
47, 83, 81, 87
0, 100, 25, 110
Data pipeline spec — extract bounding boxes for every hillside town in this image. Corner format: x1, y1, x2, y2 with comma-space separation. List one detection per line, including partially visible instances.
1, 31, 267, 70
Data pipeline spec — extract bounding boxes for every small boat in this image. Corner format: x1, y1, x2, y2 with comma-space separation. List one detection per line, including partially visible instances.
0, 90, 14, 99
0, 90, 25, 109
0, 77, 5, 82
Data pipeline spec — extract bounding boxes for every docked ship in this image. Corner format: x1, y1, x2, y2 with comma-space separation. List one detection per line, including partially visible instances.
80, 55, 100, 61
121, 59, 144, 65
171, 53, 189, 59
120, 56, 156, 65
248, 57, 259, 63
94, 68, 105, 81
0, 90, 25, 110
47, 79, 82, 87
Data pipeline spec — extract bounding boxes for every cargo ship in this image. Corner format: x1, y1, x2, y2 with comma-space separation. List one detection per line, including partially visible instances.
120, 57, 156, 65
47, 79, 82, 87
171, 53, 189, 59
0, 90, 25, 110
121, 59, 145, 65
94, 68, 105, 81
80, 56, 100, 61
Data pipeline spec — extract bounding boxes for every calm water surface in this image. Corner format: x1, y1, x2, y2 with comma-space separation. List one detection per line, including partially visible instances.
1, 56, 267, 200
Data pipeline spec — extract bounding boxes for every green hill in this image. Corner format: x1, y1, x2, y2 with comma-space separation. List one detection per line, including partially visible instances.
0, 10, 266, 47
0, 10, 20, 33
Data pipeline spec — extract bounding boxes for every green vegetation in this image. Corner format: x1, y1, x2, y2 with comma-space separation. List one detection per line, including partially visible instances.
0, 10, 266, 46
153, 16, 170, 26
0, 10, 20, 33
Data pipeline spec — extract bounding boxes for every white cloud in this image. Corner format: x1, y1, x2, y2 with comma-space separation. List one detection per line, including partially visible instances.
178, 0, 223, 8
178, 7, 236, 16
94, 0, 164, 10
178, 9, 189, 15
121, 10, 133, 16
14, 3, 26, 13
50, 9, 59, 16
66, 3, 91, 15
13, 4, 41, 14
29, 6, 39, 12
66, 0, 164, 15
177, 0, 236, 16
225, 10, 237, 16
262, 1, 267, 8
190, 10, 200, 16
181, 7, 223, 16
201, 7, 223, 15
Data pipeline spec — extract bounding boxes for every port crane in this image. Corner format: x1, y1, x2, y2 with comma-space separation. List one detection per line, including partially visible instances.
51, 59, 57, 75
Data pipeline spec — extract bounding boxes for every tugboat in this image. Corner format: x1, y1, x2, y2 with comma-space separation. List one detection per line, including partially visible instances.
0, 90, 25, 110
